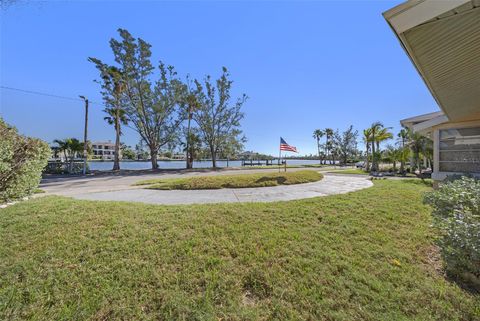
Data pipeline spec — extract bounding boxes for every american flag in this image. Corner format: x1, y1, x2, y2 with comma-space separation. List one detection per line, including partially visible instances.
280, 137, 298, 153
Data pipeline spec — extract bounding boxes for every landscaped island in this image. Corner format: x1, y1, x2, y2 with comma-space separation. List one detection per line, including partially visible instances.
135, 170, 323, 190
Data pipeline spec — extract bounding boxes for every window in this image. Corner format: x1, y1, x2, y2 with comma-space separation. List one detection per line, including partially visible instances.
439, 127, 480, 173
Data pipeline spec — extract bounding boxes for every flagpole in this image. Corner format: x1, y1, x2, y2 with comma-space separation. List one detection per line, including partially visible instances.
279, 137, 281, 173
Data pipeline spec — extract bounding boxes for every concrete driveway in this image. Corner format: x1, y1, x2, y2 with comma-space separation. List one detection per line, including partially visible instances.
40, 168, 373, 205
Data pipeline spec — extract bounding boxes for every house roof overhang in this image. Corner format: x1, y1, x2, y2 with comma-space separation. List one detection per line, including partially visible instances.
383, 0, 480, 122
400, 111, 449, 135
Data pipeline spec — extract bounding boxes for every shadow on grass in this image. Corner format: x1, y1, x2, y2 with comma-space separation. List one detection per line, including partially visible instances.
255, 176, 287, 185
400, 179, 433, 187
445, 272, 480, 296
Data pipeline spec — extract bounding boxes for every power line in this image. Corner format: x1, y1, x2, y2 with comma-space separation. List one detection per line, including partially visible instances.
0, 85, 103, 105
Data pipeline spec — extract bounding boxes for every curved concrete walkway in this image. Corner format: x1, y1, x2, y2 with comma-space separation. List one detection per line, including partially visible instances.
71, 174, 373, 205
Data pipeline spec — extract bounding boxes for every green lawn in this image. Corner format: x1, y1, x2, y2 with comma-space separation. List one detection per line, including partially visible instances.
239, 164, 303, 169
135, 170, 323, 190
238, 164, 329, 170
1, 180, 479, 320
301, 164, 330, 168
328, 168, 418, 177
328, 168, 370, 175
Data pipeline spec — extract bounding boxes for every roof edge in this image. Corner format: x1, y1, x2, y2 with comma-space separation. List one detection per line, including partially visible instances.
383, 0, 470, 34
400, 111, 444, 125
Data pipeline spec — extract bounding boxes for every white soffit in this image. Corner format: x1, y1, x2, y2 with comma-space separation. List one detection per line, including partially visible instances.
400, 111, 444, 126
412, 114, 449, 133
384, 0, 471, 34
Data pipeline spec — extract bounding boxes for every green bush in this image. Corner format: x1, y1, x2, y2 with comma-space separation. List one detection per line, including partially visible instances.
424, 176, 480, 291
0, 118, 51, 202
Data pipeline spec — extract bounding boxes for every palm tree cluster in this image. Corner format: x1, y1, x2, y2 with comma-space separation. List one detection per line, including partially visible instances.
52, 138, 88, 173
313, 127, 358, 165
312, 128, 335, 164
362, 122, 393, 172
362, 122, 433, 174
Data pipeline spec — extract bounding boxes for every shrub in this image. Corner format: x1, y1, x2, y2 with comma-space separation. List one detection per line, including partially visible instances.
424, 176, 480, 291
0, 118, 51, 202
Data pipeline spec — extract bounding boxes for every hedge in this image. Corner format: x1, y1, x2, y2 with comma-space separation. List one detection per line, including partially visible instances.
424, 176, 480, 291
0, 118, 51, 202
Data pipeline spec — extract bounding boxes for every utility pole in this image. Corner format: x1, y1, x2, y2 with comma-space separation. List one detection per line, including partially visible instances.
80, 96, 89, 175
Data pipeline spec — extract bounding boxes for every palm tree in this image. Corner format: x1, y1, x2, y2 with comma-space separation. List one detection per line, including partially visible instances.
408, 133, 433, 173
423, 137, 433, 169
184, 87, 200, 169
376, 128, 393, 151
325, 128, 334, 164
54, 138, 84, 173
182, 131, 202, 167
363, 128, 372, 171
385, 144, 400, 172
67, 138, 84, 173
368, 122, 393, 171
397, 128, 410, 173
409, 132, 424, 172
100, 66, 127, 171
312, 129, 325, 164
53, 139, 69, 161
89, 58, 128, 171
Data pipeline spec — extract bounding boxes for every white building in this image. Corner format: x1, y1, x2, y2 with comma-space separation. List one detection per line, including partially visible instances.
92, 141, 118, 160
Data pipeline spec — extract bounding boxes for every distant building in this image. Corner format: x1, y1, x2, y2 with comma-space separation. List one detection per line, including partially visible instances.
172, 152, 186, 160
92, 141, 119, 160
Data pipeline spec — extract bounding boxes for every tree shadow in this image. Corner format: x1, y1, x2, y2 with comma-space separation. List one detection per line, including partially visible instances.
255, 176, 287, 185
445, 273, 480, 295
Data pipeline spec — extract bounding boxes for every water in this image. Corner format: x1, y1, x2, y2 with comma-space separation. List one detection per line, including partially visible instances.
88, 159, 327, 171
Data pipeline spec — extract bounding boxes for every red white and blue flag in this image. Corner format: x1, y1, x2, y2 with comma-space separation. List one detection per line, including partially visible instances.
280, 137, 298, 153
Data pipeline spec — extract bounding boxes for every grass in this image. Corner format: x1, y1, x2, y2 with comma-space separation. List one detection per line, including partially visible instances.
135, 170, 323, 190
301, 164, 330, 168
239, 164, 329, 170
328, 168, 418, 177
1, 180, 479, 320
328, 168, 370, 175
240, 164, 303, 169
33, 188, 45, 194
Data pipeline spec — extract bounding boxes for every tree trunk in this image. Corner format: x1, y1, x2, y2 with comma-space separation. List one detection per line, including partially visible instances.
371, 134, 377, 172
185, 113, 193, 169
69, 157, 74, 174
150, 149, 158, 169
400, 151, 405, 173
317, 138, 321, 165
210, 146, 217, 168
188, 150, 193, 169
365, 142, 369, 171
325, 137, 329, 165
113, 114, 121, 171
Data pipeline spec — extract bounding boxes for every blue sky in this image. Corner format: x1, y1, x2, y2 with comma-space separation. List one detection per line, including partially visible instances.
0, 0, 439, 156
